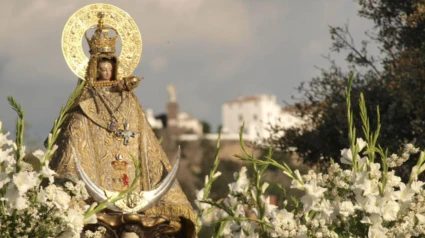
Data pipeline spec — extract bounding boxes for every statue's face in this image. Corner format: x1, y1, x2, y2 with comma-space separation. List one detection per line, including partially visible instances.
98, 62, 113, 81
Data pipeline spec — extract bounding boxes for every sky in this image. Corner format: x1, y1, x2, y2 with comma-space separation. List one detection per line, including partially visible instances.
0, 0, 375, 144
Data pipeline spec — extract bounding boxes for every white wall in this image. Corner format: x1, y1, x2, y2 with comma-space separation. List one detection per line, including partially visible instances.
222, 94, 303, 140
177, 112, 203, 135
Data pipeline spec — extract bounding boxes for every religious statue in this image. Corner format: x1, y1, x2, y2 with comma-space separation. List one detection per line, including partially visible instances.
49, 4, 196, 238
167, 85, 177, 103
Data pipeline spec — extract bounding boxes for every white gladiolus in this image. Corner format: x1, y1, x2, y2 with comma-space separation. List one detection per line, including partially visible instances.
338, 201, 355, 217
416, 214, 425, 224
13, 171, 38, 196
261, 195, 277, 217
0, 147, 14, 164
410, 180, 424, 193
64, 208, 85, 236
45, 185, 71, 210
398, 183, 415, 203
194, 188, 211, 210
381, 201, 400, 221
356, 138, 367, 151
39, 166, 56, 184
37, 187, 47, 204
0, 172, 10, 189
32, 149, 46, 162
340, 148, 353, 165
14, 196, 28, 210
0, 131, 13, 146
368, 225, 388, 238
300, 180, 327, 212
290, 178, 304, 190
228, 166, 249, 194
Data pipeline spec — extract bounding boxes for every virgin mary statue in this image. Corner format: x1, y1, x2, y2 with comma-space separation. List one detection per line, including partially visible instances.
49, 4, 196, 238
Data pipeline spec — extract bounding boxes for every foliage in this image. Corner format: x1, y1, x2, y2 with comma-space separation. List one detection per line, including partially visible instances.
196, 77, 425, 237
268, 0, 425, 173
201, 120, 212, 134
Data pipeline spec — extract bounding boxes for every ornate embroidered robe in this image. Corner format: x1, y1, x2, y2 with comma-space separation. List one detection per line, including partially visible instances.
49, 86, 196, 237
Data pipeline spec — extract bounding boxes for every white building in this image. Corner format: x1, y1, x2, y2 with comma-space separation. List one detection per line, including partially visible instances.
146, 108, 203, 135
221, 94, 303, 140
173, 111, 203, 135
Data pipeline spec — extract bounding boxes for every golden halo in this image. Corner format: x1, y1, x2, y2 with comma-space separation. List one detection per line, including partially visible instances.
62, 4, 142, 80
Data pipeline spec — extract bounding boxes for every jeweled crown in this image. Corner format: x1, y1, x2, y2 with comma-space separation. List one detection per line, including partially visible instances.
85, 12, 118, 55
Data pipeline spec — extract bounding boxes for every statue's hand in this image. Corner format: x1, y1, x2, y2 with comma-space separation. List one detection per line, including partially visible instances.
123, 76, 142, 91
112, 80, 126, 92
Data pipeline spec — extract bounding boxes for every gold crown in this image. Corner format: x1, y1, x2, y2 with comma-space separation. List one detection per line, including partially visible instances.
85, 12, 118, 55
111, 160, 128, 171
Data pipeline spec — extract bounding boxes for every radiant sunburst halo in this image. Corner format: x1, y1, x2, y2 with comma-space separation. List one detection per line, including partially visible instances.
62, 3, 142, 80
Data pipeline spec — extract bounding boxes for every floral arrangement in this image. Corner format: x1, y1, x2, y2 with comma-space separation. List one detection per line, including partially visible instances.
0, 127, 94, 237
195, 77, 425, 238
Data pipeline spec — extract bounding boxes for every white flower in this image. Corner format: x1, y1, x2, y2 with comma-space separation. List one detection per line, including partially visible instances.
300, 180, 327, 212
83, 212, 98, 225
45, 185, 71, 210
0, 131, 13, 146
200, 208, 217, 225
261, 195, 277, 217
0, 147, 14, 164
290, 178, 304, 190
381, 200, 399, 221
405, 143, 419, 154
339, 201, 355, 217
221, 221, 232, 236
12, 171, 38, 196
14, 196, 28, 210
224, 195, 238, 208
294, 169, 303, 181
228, 167, 249, 194
369, 163, 381, 179
354, 171, 379, 196
37, 187, 47, 204
315, 199, 334, 220
361, 213, 383, 226
357, 138, 367, 151
67, 208, 85, 232
233, 204, 245, 217
410, 180, 424, 193
410, 165, 420, 181
386, 171, 401, 187
32, 149, 46, 162
368, 225, 388, 238
355, 191, 379, 214
204, 174, 210, 185
0, 172, 10, 189
398, 182, 415, 203
340, 148, 353, 165
3, 183, 21, 213
212, 171, 222, 179
214, 207, 229, 220
262, 182, 269, 193
39, 166, 56, 184
416, 214, 425, 224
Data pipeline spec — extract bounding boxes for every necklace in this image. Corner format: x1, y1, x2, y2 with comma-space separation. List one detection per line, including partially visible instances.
91, 86, 136, 146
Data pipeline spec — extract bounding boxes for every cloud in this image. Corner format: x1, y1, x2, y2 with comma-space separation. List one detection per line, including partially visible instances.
0, 0, 254, 83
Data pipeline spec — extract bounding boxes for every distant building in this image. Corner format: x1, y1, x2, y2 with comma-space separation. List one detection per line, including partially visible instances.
146, 85, 203, 135
221, 94, 303, 140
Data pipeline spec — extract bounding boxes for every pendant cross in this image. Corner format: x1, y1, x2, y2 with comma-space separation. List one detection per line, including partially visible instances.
116, 123, 136, 146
